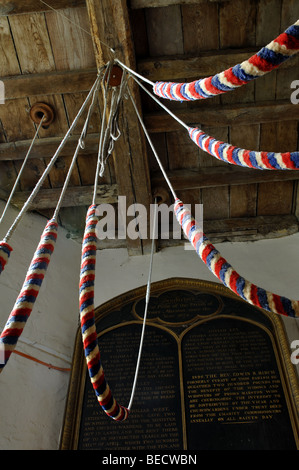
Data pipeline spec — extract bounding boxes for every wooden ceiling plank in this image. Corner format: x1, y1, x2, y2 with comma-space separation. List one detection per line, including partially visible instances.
13, 158, 51, 192
0, 17, 21, 76
62, 91, 102, 136
44, 6, 98, 198
0, 0, 85, 16
0, 98, 37, 142
255, 0, 281, 103
145, 5, 184, 57
257, 121, 298, 216
9, 12, 56, 74
45, 6, 96, 71
181, 2, 219, 54
7, 11, 81, 198
229, 124, 259, 218
0, 161, 18, 195
219, 0, 256, 49
86, 0, 152, 255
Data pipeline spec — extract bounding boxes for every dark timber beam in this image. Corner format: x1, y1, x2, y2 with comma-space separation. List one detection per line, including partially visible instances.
2, 184, 118, 210
86, 0, 152, 255
0, 133, 100, 161
151, 167, 299, 193
144, 100, 299, 132
3, 69, 97, 100
0, 100, 297, 160
159, 215, 299, 245
2, 166, 299, 211
137, 49, 299, 81
0, 0, 85, 15
130, 0, 229, 9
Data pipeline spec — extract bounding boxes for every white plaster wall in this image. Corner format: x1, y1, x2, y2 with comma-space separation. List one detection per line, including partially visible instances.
0, 201, 298, 449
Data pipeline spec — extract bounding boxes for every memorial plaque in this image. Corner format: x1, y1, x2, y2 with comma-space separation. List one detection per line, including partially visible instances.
60, 278, 299, 450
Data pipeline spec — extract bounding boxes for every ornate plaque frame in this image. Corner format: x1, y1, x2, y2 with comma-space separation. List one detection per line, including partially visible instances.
60, 278, 299, 450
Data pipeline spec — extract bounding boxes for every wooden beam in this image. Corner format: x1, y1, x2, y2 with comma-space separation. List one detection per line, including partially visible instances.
86, 0, 152, 255
159, 215, 299, 246
2, 68, 97, 100
137, 49, 299, 81
0, 133, 100, 161
2, 184, 118, 210
144, 100, 299, 132
0, 99, 296, 161
0, 0, 85, 15
151, 167, 299, 192
130, 0, 229, 9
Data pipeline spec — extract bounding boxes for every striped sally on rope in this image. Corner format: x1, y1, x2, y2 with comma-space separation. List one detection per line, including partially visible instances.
174, 199, 299, 318
154, 20, 299, 101
189, 127, 299, 170
79, 205, 129, 421
0, 242, 13, 275
0, 219, 58, 372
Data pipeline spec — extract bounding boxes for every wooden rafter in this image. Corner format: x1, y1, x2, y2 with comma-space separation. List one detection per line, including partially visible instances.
0, 100, 296, 161
3, 69, 97, 100
0, 0, 85, 16
138, 49, 299, 82
151, 167, 299, 193
130, 0, 229, 9
2, 165, 299, 212
85, 0, 152, 254
144, 100, 299, 132
2, 184, 118, 210
0, 133, 100, 161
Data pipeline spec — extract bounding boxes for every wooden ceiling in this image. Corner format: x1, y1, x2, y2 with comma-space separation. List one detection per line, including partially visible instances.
0, 0, 298, 255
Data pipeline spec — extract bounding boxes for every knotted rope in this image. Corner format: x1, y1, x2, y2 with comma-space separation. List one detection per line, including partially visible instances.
189, 127, 299, 170
79, 204, 129, 421
174, 199, 299, 318
154, 20, 299, 101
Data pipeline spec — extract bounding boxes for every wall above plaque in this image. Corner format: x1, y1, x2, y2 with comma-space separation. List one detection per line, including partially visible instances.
60, 278, 299, 451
